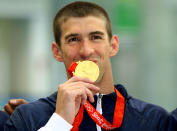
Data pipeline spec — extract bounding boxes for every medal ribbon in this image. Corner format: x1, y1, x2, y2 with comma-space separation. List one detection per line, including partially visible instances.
71, 87, 125, 131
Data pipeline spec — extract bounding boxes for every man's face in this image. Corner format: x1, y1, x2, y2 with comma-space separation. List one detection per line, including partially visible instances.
55, 16, 118, 79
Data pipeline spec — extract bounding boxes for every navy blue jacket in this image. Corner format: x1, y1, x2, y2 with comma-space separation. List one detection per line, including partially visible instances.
0, 111, 9, 131
4, 84, 177, 131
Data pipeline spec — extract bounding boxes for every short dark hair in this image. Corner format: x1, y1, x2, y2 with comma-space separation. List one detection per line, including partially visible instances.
53, 1, 112, 46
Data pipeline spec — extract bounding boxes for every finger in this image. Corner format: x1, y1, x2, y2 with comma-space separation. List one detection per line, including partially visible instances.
64, 82, 97, 102
72, 87, 94, 103
85, 88, 95, 103
80, 93, 87, 104
67, 76, 95, 84
9, 99, 28, 107
80, 82, 100, 92
4, 104, 14, 115
11, 99, 28, 105
63, 81, 100, 92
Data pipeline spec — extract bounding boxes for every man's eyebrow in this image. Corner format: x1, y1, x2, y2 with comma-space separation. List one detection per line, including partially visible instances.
65, 33, 79, 40
89, 31, 104, 36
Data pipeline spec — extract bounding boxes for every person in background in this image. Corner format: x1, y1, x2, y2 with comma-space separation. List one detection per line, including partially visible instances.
3, 99, 28, 115
0, 99, 28, 130
4, 1, 177, 131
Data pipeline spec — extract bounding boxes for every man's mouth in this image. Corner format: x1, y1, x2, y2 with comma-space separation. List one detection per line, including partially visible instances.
73, 58, 99, 64
74, 56, 100, 64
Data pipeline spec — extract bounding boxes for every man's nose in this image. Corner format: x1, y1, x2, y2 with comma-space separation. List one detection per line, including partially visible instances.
79, 40, 94, 58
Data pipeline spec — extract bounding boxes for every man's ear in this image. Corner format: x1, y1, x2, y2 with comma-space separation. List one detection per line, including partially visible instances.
109, 35, 119, 57
52, 42, 63, 62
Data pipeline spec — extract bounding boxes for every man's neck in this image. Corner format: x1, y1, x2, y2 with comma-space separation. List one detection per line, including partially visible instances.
96, 81, 114, 95
95, 67, 115, 95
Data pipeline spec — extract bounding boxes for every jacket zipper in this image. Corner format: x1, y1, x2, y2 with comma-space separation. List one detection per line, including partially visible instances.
96, 93, 103, 131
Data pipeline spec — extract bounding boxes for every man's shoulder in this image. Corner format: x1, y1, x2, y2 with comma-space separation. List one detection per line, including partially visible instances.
124, 96, 172, 130
127, 96, 168, 116
5, 92, 57, 131
115, 84, 170, 121
114, 84, 174, 130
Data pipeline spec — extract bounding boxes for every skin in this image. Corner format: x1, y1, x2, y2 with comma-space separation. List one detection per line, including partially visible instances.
52, 16, 119, 124
4, 99, 28, 115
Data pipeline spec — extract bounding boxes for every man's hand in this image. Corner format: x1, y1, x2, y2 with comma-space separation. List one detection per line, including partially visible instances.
4, 99, 28, 115
55, 76, 100, 124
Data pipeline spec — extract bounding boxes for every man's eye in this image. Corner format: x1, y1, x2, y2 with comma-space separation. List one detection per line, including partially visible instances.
91, 35, 102, 40
68, 37, 80, 43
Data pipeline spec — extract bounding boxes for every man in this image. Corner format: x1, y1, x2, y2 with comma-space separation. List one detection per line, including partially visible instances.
4, 1, 177, 131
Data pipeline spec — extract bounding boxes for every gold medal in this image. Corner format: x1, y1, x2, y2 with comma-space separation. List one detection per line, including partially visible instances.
68, 60, 99, 82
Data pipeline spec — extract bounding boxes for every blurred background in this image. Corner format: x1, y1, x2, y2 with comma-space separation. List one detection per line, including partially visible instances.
0, 0, 177, 112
